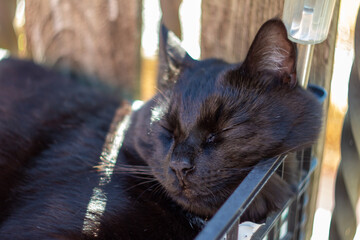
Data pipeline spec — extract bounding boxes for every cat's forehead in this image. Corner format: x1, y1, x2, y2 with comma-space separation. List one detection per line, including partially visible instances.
171, 61, 222, 108
173, 59, 233, 101
169, 61, 244, 129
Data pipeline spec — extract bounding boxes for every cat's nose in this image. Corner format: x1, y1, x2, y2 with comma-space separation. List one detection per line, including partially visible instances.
169, 160, 194, 184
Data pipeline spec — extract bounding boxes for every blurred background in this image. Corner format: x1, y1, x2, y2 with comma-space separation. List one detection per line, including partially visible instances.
0, 0, 359, 239
312, 0, 360, 239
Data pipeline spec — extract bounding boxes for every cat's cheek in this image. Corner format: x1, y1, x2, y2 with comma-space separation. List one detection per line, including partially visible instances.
152, 148, 179, 194
158, 132, 174, 146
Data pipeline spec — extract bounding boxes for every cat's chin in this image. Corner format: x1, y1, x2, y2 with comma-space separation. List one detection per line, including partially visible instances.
169, 189, 220, 217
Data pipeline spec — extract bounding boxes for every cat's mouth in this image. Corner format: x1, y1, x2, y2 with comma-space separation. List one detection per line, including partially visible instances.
180, 187, 198, 199
167, 184, 221, 217
173, 190, 218, 217
162, 169, 232, 216
169, 185, 198, 200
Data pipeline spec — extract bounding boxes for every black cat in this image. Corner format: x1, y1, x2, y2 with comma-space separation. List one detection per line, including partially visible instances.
0, 19, 322, 239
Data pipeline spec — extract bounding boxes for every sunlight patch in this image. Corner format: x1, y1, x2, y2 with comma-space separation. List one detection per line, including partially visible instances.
82, 107, 131, 237
151, 105, 166, 124
132, 100, 144, 111
0, 49, 9, 60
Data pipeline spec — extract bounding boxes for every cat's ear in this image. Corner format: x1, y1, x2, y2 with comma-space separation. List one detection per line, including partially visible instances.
241, 19, 297, 87
157, 24, 195, 89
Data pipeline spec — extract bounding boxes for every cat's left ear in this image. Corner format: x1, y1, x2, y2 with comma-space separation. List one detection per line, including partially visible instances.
241, 19, 297, 87
157, 24, 195, 89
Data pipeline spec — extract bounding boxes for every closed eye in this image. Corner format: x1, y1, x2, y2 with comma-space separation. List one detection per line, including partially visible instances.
221, 119, 249, 133
160, 123, 173, 133
206, 133, 216, 143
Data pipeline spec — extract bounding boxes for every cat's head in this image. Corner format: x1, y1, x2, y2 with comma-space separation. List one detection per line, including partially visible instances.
147, 19, 322, 219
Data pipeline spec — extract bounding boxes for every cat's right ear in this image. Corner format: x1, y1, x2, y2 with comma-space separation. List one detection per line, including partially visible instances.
157, 24, 195, 89
239, 19, 297, 88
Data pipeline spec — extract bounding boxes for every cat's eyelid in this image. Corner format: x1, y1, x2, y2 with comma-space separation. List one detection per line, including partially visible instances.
160, 123, 172, 132
220, 119, 248, 133
219, 126, 235, 134
206, 133, 216, 143
159, 119, 173, 132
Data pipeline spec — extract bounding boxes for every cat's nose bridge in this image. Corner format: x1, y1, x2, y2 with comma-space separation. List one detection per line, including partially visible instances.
170, 140, 197, 185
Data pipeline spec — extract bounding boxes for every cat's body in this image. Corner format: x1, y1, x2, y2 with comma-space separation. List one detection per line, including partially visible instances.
0, 19, 322, 239
0, 58, 205, 239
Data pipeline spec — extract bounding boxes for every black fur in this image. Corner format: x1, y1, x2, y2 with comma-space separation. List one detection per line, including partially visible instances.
0, 19, 322, 239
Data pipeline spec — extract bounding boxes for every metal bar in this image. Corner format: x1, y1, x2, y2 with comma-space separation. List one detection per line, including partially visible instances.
297, 44, 314, 88
251, 199, 294, 239
195, 155, 286, 240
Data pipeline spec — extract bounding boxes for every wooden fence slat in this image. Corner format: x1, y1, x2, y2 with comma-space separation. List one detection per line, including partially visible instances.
201, 0, 284, 63
160, 0, 182, 39
304, 1, 340, 238
0, 0, 17, 54
25, 0, 142, 98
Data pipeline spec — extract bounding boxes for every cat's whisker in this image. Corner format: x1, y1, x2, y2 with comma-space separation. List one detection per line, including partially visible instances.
154, 87, 171, 103
113, 173, 149, 178
203, 185, 216, 200
278, 141, 316, 156
149, 182, 165, 198
133, 181, 164, 204
123, 179, 159, 193
96, 168, 153, 176
112, 168, 152, 173
126, 175, 156, 181
118, 170, 162, 177
116, 164, 164, 172
95, 163, 157, 177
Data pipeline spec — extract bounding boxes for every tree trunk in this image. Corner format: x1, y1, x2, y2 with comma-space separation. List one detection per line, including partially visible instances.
25, 0, 142, 98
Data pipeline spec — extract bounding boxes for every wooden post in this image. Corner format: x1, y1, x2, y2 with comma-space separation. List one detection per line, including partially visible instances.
304, 0, 340, 239
25, 0, 142, 98
0, 0, 18, 54
160, 0, 182, 39
201, 0, 284, 62
157, 0, 183, 89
